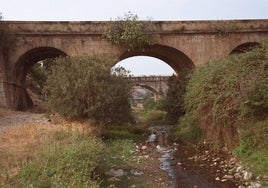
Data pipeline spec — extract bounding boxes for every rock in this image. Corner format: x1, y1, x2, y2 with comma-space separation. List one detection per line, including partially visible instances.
236, 165, 244, 172
107, 184, 117, 188
147, 134, 156, 142
141, 145, 147, 150
234, 172, 242, 180
243, 171, 253, 181
248, 182, 261, 188
177, 162, 182, 166
222, 174, 234, 180
215, 177, 220, 181
130, 169, 144, 176
105, 168, 125, 177
247, 182, 261, 188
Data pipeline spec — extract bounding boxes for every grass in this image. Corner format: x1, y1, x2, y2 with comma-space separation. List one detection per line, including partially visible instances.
0, 113, 156, 188
0, 120, 102, 187
134, 107, 167, 127
100, 124, 147, 142
234, 120, 268, 179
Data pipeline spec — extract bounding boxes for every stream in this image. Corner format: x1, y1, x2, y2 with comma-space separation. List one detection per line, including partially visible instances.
147, 125, 238, 188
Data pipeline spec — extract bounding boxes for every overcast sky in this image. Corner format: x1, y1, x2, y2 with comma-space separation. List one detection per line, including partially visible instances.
1, 0, 268, 75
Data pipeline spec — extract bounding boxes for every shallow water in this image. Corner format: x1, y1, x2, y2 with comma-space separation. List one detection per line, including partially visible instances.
147, 126, 237, 188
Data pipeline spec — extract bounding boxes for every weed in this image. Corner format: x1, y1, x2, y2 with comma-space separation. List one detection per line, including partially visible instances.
4, 132, 104, 187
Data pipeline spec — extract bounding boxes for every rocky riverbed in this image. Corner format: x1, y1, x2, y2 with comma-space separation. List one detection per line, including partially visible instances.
141, 125, 266, 188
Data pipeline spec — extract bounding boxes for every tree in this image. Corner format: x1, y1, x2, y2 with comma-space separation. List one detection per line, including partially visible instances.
104, 12, 158, 51
160, 72, 189, 124
44, 55, 134, 125
28, 59, 54, 89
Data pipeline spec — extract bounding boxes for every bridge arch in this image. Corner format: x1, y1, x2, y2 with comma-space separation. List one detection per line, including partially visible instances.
230, 42, 259, 54
11, 47, 67, 110
133, 84, 161, 101
119, 44, 195, 75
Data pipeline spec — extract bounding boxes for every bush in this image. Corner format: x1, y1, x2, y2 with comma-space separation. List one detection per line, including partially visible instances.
142, 93, 157, 110
181, 41, 268, 148
160, 73, 189, 124
142, 110, 166, 126
44, 55, 134, 125
235, 119, 268, 175
9, 134, 104, 188
28, 59, 54, 90
104, 12, 158, 51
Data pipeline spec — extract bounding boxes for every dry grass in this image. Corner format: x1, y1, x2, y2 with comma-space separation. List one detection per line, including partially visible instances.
0, 107, 14, 117
0, 116, 96, 183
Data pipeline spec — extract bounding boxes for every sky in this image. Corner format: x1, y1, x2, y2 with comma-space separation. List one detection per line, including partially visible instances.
1, 0, 268, 75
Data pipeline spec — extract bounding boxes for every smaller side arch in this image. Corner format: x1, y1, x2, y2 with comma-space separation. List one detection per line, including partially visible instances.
10, 47, 67, 110
230, 42, 259, 54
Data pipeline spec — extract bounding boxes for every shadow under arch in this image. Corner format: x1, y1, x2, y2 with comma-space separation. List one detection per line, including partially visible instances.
230, 42, 259, 54
11, 47, 67, 110
119, 44, 195, 75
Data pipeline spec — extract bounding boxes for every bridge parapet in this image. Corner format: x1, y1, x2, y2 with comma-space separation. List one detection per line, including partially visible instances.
1, 19, 268, 36
129, 76, 170, 82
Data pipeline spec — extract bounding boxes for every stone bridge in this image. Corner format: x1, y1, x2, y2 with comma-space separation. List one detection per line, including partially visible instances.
0, 19, 268, 110
129, 76, 170, 101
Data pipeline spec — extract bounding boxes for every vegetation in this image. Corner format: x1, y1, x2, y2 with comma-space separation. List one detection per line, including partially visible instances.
0, 121, 150, 188
211, 20, 238, 37
10, 134, 103, 188
134, 94, 167, 126
160, 73, 189, 124
171, 41, 268, 176
44, 55, 134, 125
104, 12, 158, 51
28, 59, 54, 90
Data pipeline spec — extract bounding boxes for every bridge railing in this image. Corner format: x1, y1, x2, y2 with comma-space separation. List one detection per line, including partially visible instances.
128, 75, 171, 82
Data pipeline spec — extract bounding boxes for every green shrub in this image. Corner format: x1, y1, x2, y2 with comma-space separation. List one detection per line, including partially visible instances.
234, 119, 268, 177
8, 134, 104, 188
142, 94, 157, 110
44, 55, 134, 125
160, 73, 189, 124
104, 12, 158, 51
143, 110, 166, 126
171, 113, 201, 142
29, 59, 54, 89
181, 41, 268, 148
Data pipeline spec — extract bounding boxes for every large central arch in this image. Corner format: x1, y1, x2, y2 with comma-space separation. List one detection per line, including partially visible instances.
119, 44, 195, 75
11, 47, 67, 110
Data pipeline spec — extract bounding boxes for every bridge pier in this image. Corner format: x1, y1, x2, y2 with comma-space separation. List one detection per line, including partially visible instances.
0, 74, 6, 107
0, 51, 7, 108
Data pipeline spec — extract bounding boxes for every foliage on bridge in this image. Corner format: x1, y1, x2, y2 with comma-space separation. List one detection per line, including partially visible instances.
104, 12, 159, 51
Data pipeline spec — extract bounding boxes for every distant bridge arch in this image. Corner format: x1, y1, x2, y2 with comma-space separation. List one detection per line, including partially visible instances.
130, 76, 170, 101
